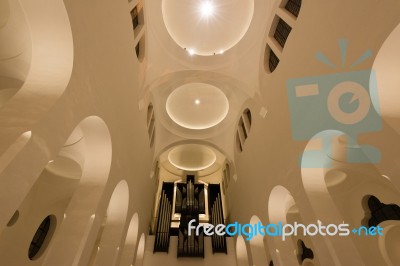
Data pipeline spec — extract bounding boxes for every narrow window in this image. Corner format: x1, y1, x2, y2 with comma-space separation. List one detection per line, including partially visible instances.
131, 7, 139, 30
244, 109, 252, 126
147, 103, 155, 147
285, 0, 302, 18
135, 35, 146, 62
273, 18, 292, 48
135, 42, 140, 58
269, 49, 280, 72
236, 131, 243, 152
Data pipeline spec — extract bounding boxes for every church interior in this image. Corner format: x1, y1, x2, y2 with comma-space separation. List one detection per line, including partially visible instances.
1, 0, 400, 265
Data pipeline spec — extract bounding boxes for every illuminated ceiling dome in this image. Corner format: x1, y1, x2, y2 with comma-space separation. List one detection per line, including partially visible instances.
166, 83, 229, 130
162, 0, 254, 56
168, 144, 216, 171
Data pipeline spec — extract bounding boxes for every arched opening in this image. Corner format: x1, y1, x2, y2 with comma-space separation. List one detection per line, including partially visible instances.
236, 235, 250, 266
119, 213, 139, 266
134, 233, 146, 266
268, 185, 300, 265
249, 215, 268, 266
301, 130, 400, 265
92, 180, 130, 266
40, 116, 112, 266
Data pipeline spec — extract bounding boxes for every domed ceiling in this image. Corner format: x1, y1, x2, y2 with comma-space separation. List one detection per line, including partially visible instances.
168, 144, 216, 171
166, 82, 229, 130
162, 0, 254, 56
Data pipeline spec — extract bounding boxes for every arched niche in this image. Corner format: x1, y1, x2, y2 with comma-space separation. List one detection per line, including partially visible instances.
301, 130, 400, 265
41, 116, 112, 266
92, 180, 130, 266
119, 213, 139, 266
267, 185, 300, 265
249, 215, 269, 266
134, 233, 146, 266
236, 235, 250, 266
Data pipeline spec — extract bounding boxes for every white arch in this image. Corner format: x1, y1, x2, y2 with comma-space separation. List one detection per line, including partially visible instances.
42, 116, 113, 266
0, 0, 31, 107
300, 130, 398, 265
94, 180, 130, 266
268, 185, 299, 266
372, 21, 400, 125
236, 235, 250, 266
119, 213, 139, 266
249, 215, 269, 266
0, 0, 73, 155
370, 20, 400, 192
378, 220, 400, 265
134, 233, 146, 266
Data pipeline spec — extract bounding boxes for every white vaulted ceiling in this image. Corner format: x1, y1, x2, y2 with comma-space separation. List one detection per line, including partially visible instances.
166, 82, 229, 130
162, 0, 254, 56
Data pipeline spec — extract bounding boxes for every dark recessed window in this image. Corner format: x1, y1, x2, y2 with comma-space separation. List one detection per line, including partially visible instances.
269, 49, 280, 72
223, 164, 230, 191
236, 131, 242, 152
236, 109, 252, 152
274, 18, 292, 48
285, 0, 302, 18
244, 108, 252, 126
29, 215, 55, 260
135, 43, 140, 58
147, 103, 155, 147
366, 195, 400, 227
297, 239, 314, 264
131, 7, 139, 30
135, 35, 146, 62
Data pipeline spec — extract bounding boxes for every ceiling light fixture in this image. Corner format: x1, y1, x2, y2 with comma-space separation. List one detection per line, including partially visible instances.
200, 1, 214, 17
195, 99, 200, 105
188, 48, 195, 55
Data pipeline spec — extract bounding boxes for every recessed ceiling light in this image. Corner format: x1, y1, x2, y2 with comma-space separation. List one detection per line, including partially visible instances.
219, 50, 224, 54
200, 1, 214, 17
195, 99, 200, 105
188, 48, 195, 55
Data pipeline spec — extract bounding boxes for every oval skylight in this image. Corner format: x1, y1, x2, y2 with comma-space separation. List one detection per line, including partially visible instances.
166, 83, 229, 130
162, 0, 254, 56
